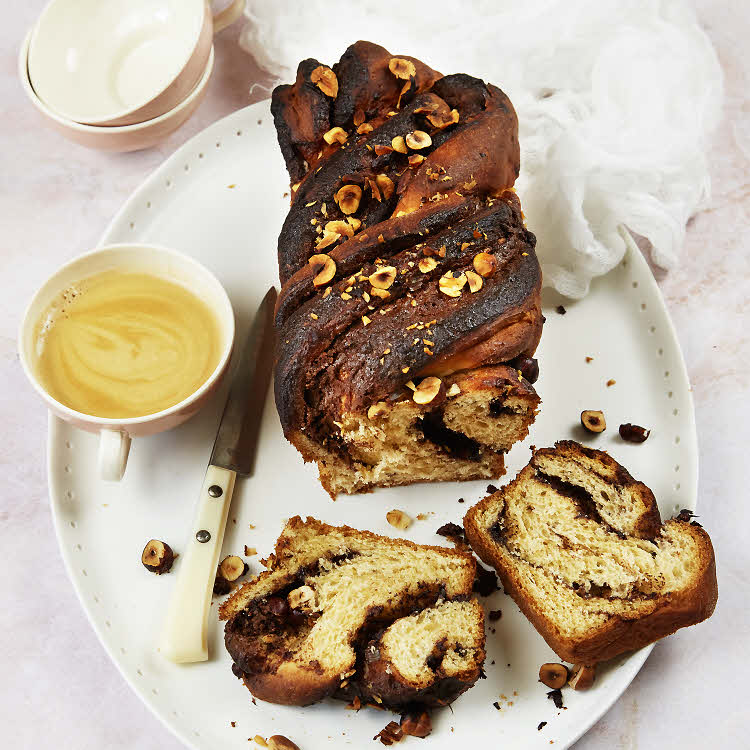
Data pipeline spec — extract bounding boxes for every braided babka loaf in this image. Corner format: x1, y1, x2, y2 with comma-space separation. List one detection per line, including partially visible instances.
271, 41, 543, 497
220, 517, 485, 709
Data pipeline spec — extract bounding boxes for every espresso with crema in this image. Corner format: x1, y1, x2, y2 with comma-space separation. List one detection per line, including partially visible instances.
33, 270, 222, 418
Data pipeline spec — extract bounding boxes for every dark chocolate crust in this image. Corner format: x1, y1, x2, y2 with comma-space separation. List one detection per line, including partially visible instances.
270, 41, 543, 453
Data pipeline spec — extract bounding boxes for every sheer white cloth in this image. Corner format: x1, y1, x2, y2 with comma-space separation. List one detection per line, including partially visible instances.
239, 0, 722, 298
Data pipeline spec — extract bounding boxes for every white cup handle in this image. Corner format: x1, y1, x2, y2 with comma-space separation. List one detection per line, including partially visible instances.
211, 0, 246, 33
98, 429, 131, 481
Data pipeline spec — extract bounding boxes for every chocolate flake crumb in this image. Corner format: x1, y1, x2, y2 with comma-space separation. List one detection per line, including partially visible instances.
538, 721, 548, 731
436, 522, 464, 539
547, 689, 564, 709
489, 609, 503, 621
473, 564, 500, 596
486, 484, 499, 494
374, 721, 403, 745
619, 423, 650, 443
556, 305, 567, 315
458, 497, 465, 503
493, 701, 501, 710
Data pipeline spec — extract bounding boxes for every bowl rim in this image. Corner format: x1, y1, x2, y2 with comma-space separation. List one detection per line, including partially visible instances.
17, 243, 236, 428
19, 27, 214, 134
27, 0, 208, 125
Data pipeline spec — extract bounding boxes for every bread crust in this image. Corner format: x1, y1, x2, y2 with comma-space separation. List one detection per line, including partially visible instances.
464, 445, 718, 664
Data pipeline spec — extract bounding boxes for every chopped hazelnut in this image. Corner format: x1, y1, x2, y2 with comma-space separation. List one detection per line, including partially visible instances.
353, 109, 365, 126
287, 585, 316, 612
324, 219, 355, 238
310, 65, 338, 98
335, 184, 362, 215
368, 402, 389, 420
370, 287, 390, 299
473, 252, 497, 277
568, 664, 596, 690
619, 423, 650, 443
357, 122, 374, 134
386, 509, 412, 530
267, 737, 300, 750
447, 383, 461, 397
581, 410, 606, 433
141, 539, 174, 574
418, 257, 438, 273
408, 154, 425, 166
465, 270, 483, 293
374, 144, 394, 156
405, 130, 432, 150
412, 376, 444, 405
308, 253, 336, 286
439, 270, 467, 297
427, 108, 460, 129
388, 57, 417, 79
218, 555, 248, 582
391, 136, 408, 154
315, 231, 339, 250
369, 266, 397, 289
539, 663, 569, 689
375, 174, 395, 200
323, 127, 348, 145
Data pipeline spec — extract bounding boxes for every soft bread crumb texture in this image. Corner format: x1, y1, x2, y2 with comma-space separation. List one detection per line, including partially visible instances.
464, 441, 717, 663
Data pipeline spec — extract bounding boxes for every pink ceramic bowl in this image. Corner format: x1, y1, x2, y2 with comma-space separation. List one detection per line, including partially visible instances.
28, 0, 244, 126
18, 244, 236, 481
20, 29, 214, 152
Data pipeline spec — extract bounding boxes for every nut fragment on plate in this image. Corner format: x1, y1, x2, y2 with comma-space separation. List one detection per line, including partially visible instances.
335, 184, 362, 215
400, 710, 432, 738
323, 127, 348, 145
374, 721, 403, 746
369, 266, 397, 289
619, 423, 650, 443
388, 57, 417, 79
539, 662, 568, 689
219, 555, 248, 582
405, 130, 432, 150
412, 376, 444, 405
465, 270, 483, 293
267, 737, 300, 750
473, 252, 497, 277
310, 65, 338, 98
287, 585, 316, 612
141, 539, 174, 574
581, 410, 606, 433
386, 509, 412, 530
439, 270, 467, 297
308, 253, 336, 286
568, 664, 596, 690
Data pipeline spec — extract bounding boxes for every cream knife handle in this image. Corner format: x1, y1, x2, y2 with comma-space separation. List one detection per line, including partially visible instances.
159, 465, 236, 663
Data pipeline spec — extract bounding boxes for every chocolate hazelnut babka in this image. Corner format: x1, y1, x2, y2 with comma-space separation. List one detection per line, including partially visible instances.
220, 517, 485, 709
271, 41, 543, 497
464, 442, 717, 664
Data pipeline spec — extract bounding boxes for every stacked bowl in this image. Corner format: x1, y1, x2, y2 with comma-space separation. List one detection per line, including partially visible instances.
19, 0, 244, 151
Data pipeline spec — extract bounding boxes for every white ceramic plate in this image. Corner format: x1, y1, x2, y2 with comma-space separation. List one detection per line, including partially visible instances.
47, 100, 697, 750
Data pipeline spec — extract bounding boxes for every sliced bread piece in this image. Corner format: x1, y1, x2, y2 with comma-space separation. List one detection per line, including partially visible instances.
463, 441, 717, 664
220, 517, 486, 708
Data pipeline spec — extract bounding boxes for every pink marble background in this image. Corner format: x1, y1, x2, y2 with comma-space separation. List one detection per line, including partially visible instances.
2, 1, 748, 747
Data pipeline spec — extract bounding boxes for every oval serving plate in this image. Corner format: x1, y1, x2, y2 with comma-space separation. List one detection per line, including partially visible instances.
48, 100, 697, 750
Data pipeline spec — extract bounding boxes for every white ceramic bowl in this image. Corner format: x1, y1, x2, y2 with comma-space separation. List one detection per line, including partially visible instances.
20, 29, 214, 152
28, 0, 224, 126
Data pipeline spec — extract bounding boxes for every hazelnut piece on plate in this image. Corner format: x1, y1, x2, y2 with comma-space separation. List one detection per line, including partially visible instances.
267, 737, 300, 750
219, 555, 248, 582
386, 509, 413, 530
141, 539, 174, 574
568, 664, 596, 690
213, 577, 232, 596
400, 710, 432, 737
539, 662, 568, 689
619, 423, 650, 443
581, 410, 606, 433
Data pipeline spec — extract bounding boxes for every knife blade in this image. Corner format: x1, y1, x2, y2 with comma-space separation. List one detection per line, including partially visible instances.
210, 286, 277, 475
159, 287, 277, 663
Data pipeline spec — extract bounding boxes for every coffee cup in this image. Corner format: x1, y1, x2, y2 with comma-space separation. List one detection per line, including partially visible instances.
18, 244, 235, 481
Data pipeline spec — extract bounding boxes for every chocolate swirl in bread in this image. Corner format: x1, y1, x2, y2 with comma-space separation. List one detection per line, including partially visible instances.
271, 41, 543, 496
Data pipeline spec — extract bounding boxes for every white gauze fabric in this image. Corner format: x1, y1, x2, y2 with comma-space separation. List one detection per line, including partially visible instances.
239, 0, 722, 298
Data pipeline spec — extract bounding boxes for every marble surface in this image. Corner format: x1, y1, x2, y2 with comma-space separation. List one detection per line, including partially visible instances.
2, 2, 748, 747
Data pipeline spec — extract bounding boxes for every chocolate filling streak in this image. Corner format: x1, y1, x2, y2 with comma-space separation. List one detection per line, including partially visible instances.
225, 553, 474, 709
417, 412, 481, 462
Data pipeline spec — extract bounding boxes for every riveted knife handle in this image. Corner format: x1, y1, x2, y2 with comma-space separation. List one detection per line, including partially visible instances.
159, 465, 236, 663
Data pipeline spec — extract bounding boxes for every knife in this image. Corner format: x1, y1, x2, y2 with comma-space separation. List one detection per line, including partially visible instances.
159, 287, 277, 663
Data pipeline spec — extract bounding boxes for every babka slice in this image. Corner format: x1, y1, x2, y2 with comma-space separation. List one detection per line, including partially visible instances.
220, 516, 485, 709
270, 41, 543, 497
463, 441, 717, 664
